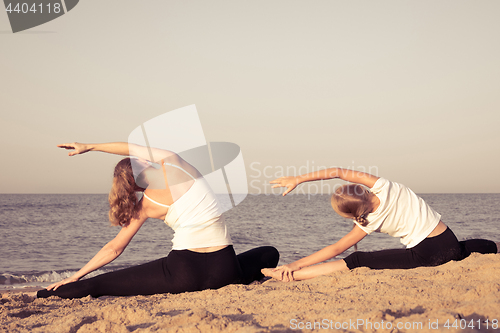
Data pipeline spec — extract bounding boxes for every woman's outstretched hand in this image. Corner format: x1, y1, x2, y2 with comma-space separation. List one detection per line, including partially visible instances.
46, 276, 79, 291
57, 142, 91, 156
270, 176, 301, 196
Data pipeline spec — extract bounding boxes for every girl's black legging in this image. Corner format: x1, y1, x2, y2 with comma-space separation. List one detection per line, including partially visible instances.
344, 228, 497, 270
37, 245, 279, 299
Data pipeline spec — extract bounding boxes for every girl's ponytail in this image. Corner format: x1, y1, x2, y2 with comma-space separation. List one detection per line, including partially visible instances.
331, 184, 372, 227
354, 214, 369, 226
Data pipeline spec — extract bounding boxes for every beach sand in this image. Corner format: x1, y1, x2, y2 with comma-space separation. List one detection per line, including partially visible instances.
1, 253, 499, 333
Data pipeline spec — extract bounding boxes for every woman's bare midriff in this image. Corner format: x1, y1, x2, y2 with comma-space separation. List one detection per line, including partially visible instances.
426, 220, 447, 238
188, 245, 228, 253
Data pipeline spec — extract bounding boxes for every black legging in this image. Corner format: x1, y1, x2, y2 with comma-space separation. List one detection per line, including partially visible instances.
37, 246, 279, 299
344, 228, 497, 270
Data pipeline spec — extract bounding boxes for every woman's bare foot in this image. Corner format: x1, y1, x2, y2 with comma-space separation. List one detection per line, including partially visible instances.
261, 268, 283, 281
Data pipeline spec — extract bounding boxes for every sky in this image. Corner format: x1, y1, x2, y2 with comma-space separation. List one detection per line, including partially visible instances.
1, 1, 499, 194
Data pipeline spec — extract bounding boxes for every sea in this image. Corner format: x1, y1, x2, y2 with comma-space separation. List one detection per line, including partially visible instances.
1, 193, 499, 290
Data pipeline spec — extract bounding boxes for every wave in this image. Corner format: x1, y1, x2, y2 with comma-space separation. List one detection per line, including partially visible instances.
0, 266, 131, 289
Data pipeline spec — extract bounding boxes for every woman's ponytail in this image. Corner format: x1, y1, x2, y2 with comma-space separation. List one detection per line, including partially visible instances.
108, 158, 141, 227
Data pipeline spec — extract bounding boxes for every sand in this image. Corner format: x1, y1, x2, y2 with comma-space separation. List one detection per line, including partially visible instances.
1, 253, 499, 333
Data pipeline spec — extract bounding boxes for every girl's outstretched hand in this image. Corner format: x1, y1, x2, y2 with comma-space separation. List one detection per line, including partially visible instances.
46, 276, 79, 291
276, 264, 298, 282
262, 263, 300, 282
270, 176, 301, 196
57, 142, 91, 156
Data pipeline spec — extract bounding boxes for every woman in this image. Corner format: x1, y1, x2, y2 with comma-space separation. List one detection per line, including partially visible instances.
262, 168, 497, 282
37, 142, 279, 299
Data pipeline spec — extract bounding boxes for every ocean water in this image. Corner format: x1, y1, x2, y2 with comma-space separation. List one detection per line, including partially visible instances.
1, 193, 499, 290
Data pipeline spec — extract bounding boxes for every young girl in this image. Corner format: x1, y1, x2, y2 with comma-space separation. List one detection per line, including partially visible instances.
37, 142, 279, 299
262, 168, 497, 282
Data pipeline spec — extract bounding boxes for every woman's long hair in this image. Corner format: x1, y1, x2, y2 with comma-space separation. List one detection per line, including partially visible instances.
108, 158, 142, 227
330, 184, 372, 226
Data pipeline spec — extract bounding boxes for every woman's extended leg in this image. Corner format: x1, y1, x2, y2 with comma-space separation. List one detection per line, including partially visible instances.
37, 246, 244, 299
37, 256, 173, 299
459, 239, 497, 257
37, 246, 278, 299
236, 246, 280, 284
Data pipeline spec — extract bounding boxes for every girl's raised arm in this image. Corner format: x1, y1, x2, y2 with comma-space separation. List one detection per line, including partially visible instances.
270, 168, 379, 196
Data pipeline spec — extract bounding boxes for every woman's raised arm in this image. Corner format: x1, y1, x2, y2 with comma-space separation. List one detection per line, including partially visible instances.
46, 212, 148, 291
57, 142, 177, 162
270, 168, 380, 196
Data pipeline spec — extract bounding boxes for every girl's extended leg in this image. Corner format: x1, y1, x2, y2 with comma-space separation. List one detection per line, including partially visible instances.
262, 229, 496, 283
344, 228, 463, 270
344, 231, 498, 271
262, 259, 349, 281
